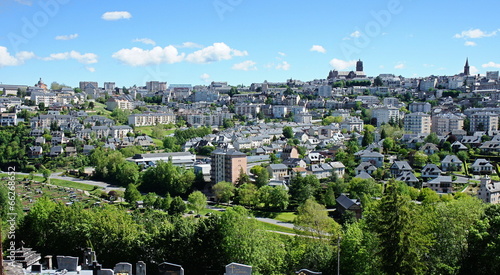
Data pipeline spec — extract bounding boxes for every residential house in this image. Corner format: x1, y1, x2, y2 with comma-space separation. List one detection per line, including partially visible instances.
291, 167, 308, 178
477, 177, 500, 204
281, 146, 299, 160
359, 151, 384, 168
390, 161, 413, 176
471, 159, 494, 175
396, 171, 420, 187
441, 155, 463, 172
355, 162, 377, 175
49, 146, 64, 157
29, 146, 43, 158
282, 158, 307, 169
420, 143, 439, 155
336, 194, 362, 219
305, 152, 325, 165
267, 164, 289, 180
330, 161, 346, 178
421, 164, 442, 179
424, 176, 453, 194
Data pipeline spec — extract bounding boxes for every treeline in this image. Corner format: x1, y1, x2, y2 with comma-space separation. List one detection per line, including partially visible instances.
332, 80, 372, 88
13, 181, 500, 274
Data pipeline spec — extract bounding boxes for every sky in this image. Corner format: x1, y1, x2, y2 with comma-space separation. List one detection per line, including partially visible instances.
1, 0, 500, 88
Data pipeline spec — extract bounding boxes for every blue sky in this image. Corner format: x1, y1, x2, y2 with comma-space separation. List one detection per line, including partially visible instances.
1, 0, 500, 88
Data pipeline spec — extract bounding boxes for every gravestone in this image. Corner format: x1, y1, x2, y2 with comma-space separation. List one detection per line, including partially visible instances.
56, 256, 78, 271
225, 263, 252, 275
31, 264, 42, 273
158, 262, 184, 275
97, 269, 114, 275
295, 269, 322, 275
136, 261, 146, 275
44, 255, 52, 270
92, 262, 102, 275
114, 262, 133, 274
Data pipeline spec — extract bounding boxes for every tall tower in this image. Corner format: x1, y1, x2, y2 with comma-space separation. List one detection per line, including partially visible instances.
464, 58, 470, 76
356, 59, 363, 72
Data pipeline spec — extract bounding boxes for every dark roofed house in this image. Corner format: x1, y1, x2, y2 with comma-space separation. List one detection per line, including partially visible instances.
390, 161, 413, 176
336, 194, 362, 220
421, 163, 442, 179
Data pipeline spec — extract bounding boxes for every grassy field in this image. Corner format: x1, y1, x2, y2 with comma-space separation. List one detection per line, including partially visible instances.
251, 210, 297, 222
257, 220, 296, 234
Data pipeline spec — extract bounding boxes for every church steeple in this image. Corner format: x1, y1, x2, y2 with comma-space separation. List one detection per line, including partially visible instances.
464, 58, 470, 76
356, 59, 363, 72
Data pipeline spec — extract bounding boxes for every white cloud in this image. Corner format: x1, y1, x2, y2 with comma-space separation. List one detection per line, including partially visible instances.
276, 61, 290, 71
278, 52, 286, 56
86, 67, 96, 72
310, 45, 326, 53
350, 31, 361, 38
470, 66, 479, 74
0, 46, 35, 67
177, 42, 203, 48
200, 73, 210, 82
329, 58, 356, 70
454, 28, 497, 39
102, 11, 132, 21
55, 34, 78, 40
464, 41, 477, 46
379, 65, 385, 69
186, 42, 247, 64
112, 46, 184, 66
133, 38, 156, 46
423, 64, 435, 68
232, 60, 257, 71
394, 63, 405, 69
482, 61, 500, 68
43, 51, 98, 64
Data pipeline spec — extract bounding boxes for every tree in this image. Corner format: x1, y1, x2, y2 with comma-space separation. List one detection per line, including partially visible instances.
235, 183, 259, 207
425, 132, 440, 145
169, 196, 187, 215
374, 76, 383, 87
250, 166, 269, 187
362, 130, 375, 147
282, 126, 294, 139
258, 186, 289, 210
289, 175, 321, 204
116, 161, 139, 186
187, 191, 207, 214
141, 160, 193, 196
235, 170, 250, 187
223, 118, 234, 129
124, 184, 142, 203
382, 137, 395, 153
295, 198, 341, 239
213, 181, 235, 203
412, 151, 428, 168
368, 180, 431, 275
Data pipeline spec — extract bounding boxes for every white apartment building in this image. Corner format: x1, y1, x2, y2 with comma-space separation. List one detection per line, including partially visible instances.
106, 97, 134, 111
404, 112, 431, 134
31, 92, 57, 106
235, 103, 261, 117
409, 102, 431, 113
371, 106, 402, 126
128, 113, 176, 126
340, 116, 364, 132
431, 113, 465, 135
470, 112, 499, 132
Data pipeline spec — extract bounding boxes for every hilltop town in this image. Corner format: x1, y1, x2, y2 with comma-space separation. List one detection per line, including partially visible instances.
3, 59, 500, 274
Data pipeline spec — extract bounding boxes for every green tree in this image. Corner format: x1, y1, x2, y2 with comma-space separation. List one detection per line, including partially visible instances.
213, 181, 235, 203
187, 191, 207, 214
295, 198, 341, 239
289, 175, 321, 205
425, 132, 440, 145
250, 166, 269, 187
412, 151, 428, 168
362, 130, 375, 147
282, 126, 294, 139
169, 196, 187, 215
116, 161, 139, 186
382, 137, 395, 153
124, 184, 142, 203
368, 180, 431, 275
236, 183, 259, 207
374, 76, 383, 86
